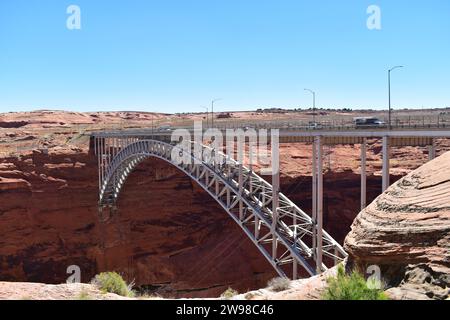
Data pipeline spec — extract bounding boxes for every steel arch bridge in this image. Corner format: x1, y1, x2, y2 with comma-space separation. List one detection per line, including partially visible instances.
92, 135, 347, 279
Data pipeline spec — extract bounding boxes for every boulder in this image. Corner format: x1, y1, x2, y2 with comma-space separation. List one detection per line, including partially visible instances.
345, 152, 450, 300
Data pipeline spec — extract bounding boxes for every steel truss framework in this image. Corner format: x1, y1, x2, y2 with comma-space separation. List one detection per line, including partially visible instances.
93, 136, 347, 279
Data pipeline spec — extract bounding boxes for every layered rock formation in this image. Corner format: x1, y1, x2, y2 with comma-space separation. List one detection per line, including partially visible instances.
0, 124, 445, 298
0, 111, 169, 128
0, 147, 277, 298
1, 109, 450, 299
0, 142, 393, 298
345, 151, 450, 300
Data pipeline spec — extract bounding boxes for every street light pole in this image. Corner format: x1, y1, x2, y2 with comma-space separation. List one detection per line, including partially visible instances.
211, 99, 222, 128
304, 89, 316, 123
388, 66, 404, 130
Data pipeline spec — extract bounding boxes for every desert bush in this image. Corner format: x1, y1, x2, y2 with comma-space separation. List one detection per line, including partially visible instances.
91, 272, 135, 297
221, 287, 238, 299
322, 265, 388, 300
267, 277, 291, 292
75, 289, 92, 300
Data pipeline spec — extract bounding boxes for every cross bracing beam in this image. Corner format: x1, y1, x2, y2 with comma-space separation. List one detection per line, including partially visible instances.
93, 137, 347, 279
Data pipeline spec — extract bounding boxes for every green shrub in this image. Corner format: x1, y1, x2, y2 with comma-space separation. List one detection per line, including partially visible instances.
221, 287, 238, 299
92, 272, 135, 297
267, 277, 291, 292
322, 265, 388, 300
75, 289, 92, 300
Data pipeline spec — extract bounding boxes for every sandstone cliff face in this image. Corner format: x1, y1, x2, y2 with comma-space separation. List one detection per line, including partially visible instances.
1, 110, 449, 299
345, 151, 450, 300
0, 145, 381, 298
0, 147, 278, 298
0, 138, 436, 298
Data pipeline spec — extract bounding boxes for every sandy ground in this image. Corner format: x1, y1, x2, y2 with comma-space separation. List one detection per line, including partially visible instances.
0, 268, 335, 300
0, 282, 132, 300
233, 267, 337, 300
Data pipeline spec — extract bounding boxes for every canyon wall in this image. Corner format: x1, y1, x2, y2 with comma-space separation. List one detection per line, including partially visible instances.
0, 143, 403, 298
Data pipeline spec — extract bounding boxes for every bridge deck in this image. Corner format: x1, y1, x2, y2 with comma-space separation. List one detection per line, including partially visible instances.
91, 128, 450, 147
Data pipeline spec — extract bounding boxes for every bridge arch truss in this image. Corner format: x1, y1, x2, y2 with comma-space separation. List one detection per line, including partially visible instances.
92, 134, 347, 279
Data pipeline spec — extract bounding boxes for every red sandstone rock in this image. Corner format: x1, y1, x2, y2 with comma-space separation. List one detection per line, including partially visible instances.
0, 141, 422, 297
1, 110, 449, 298
0, 147, 278, 298
1, 135, 447, 298
0, 177, 31, 191
344, 151, 450, 300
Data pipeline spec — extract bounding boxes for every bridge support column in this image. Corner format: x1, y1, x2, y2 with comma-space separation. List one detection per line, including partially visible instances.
271, 135, 280, 260
361, 138, 367, 210
97, 137, 103, 195
315, 136, 323, 274
382, 136, 390, 192
255, 215, 260, 240
99, 137, 105, 196
249, 144, 254, 195
292, 137, 297, 279
428, 139, 436, 161
312, 140, 317, 257
226, 160, 231, 207
112, 138, 117, 191
106, 138, 110, 167
238, 162, 244, 221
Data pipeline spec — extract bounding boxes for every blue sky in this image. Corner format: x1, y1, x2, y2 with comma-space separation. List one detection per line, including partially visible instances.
0, 0, 449, 113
